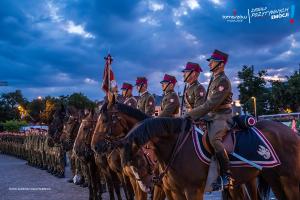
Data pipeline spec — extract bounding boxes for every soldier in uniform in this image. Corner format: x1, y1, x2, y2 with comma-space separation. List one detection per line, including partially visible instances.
182, 62, 206, 112
185, 50, 233, 190
121, 82, 137, 108
159, 74, 180, 117
135, 77, 155, 116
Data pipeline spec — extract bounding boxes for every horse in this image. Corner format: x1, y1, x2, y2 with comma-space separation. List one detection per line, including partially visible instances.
47, 102, 66, 147
73, 108, 123, 200
73, 109, 104, 200
91, 102, 157, 200
91, 100, 261, 200
115, 117, 300, 200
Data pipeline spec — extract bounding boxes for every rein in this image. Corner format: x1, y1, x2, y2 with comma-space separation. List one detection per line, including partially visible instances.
153, 119, 192, 184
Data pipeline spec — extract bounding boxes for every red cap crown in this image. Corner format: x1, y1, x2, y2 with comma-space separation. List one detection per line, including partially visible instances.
182, 62, 202, 73
207, 49, 229, 65
121, 82, 133, 90
160, 74, 177, 84
135, 77, 147, 85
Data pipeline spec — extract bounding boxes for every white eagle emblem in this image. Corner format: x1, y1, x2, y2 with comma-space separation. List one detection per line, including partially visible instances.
257, 145, 271, 159
170, 99, 174, 103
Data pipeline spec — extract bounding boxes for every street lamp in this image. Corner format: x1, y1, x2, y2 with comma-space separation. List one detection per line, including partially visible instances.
251, 96, 257, 120
37, 96, 42, 100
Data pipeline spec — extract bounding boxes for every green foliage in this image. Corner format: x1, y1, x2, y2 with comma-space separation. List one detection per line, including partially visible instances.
238, 66, 300, 114
237, 65, 269, 115
67, 93, 96, 110
0, 90, 27, 122
1, 120, 28, 132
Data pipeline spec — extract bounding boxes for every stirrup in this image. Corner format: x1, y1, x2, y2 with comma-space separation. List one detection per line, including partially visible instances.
211, 175, 233, 191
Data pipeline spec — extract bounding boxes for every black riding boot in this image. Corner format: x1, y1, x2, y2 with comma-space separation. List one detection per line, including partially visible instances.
212, 149, 233, 191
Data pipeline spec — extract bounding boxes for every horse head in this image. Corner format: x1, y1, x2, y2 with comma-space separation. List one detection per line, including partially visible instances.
91, 98, 149, 154
74, 109, 97, 161
47, 103, 67, 147
60, 105, 81, 151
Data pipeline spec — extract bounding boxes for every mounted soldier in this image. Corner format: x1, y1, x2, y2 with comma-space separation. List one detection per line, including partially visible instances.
121, 82, 137, 108
159, 74, 180, 117
185, 49, 233, 191
135, 77, 155, 116
181, 62, 206, 112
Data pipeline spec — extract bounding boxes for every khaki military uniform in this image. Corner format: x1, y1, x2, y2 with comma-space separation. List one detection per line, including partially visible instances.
184, 80, 206, 111
123, 96, 137, 108
137, 91, 155, 116
159, 90, 180, 117
188, 72, 232, 152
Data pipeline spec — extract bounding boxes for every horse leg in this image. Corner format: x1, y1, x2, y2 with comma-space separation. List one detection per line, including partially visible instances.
163, 188, 175, 200
105, 173, 116, 200
261, 172, 285, 200
111, 170, 122, 200
280, 176, 300, 200
153, 185, 165, 200
87, 161, 99, 200
123, 175, 134, 200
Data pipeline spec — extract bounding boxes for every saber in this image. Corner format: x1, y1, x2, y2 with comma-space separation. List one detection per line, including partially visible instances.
194, 126, 263, 170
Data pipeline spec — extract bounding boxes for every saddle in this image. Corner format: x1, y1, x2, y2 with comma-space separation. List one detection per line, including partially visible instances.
200, 115, 256, 154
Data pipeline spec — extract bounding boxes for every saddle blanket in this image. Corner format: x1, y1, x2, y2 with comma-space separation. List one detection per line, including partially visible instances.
192, 126, 281, 168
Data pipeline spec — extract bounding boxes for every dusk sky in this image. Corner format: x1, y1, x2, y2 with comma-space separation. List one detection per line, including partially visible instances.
0, 0, 299, 100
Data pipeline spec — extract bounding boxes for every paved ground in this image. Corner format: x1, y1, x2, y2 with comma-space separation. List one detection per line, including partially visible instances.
0, 153, 227, 200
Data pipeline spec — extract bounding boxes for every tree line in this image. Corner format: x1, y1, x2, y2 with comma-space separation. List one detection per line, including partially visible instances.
238, 65, 300, 116
0, 91, 96, 124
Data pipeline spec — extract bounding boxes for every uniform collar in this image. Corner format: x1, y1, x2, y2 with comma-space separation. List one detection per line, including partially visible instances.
164, 89, 174, 95
140, 90, 148, 96
213, 71, 225, 80
188, 80, 199, 87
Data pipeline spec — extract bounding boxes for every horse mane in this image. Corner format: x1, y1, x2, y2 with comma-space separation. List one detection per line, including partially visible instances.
116, 103, 149, 121
124, 117, 191, 146
100, 102, 149, 121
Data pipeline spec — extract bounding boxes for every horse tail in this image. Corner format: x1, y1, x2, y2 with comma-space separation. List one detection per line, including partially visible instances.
257, 176, 270, 200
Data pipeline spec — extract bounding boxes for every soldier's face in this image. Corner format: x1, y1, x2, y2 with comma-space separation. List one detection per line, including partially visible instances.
183, 71, 191, 82
136, 84, 146, 93
122, 90, 126, 97
161, 83, 168, 90
209, 60, 218, 70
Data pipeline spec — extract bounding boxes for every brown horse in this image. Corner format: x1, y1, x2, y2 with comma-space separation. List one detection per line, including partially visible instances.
91, 102, 156, 200
73, 108, 124, 200
73, 109, 104, 200
117, 117, 300, 200
47, 102, 67, 147
91, 101, 257, 200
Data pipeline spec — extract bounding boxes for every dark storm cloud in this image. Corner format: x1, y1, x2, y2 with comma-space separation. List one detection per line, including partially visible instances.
0, 0, 299, 100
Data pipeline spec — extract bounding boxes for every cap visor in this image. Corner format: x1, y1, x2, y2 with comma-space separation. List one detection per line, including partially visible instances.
160, 81, 169, 84
181, 69, 192, 72
207, 57, 223, 62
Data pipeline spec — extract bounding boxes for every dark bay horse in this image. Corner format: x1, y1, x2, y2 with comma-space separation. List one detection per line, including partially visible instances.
73, 108, 124, 200
47, 103, 67, 147
91, 102, 156, 200
73, 109, 104, 200
117, 117, 300, 200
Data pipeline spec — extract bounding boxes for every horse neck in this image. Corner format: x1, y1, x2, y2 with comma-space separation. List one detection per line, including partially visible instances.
150, 132, 179, 168
121, 113, 142, 129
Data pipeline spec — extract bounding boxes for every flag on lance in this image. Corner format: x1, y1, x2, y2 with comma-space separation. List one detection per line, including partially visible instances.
102, 54, 117, 93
